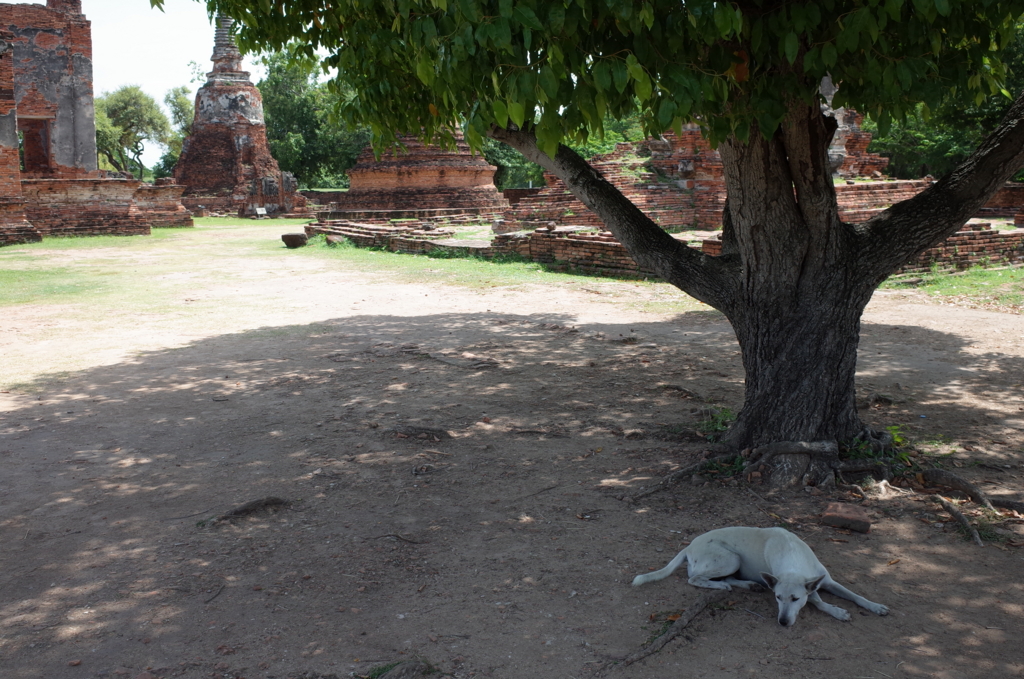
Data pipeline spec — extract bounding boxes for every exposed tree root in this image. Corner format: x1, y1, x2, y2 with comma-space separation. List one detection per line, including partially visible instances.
629, 454, 737, 502
596, 590, 729, 673
215, 497, 290, 522
918, 469, 996, 511
932, 496, 984, 547
742, 440, 838, 474
992, 498, 1024, 513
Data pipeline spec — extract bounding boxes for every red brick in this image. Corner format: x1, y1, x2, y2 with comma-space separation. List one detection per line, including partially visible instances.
821, 502, 872, 533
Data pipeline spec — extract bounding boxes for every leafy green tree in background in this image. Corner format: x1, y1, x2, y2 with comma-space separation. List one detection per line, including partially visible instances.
867, 26, 1024, 179
258, 50, 369, 188
153, 86, 195, 179
95, 85, 170, 180
153, 0, 1024, 455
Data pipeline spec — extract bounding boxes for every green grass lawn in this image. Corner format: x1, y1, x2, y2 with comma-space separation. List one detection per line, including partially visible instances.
883, 265, 1024, 313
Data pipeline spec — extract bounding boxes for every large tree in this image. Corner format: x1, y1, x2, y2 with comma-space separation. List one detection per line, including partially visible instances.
157, 1, 1024, 454
95, 85, 170, 179
258, 50, 370, 188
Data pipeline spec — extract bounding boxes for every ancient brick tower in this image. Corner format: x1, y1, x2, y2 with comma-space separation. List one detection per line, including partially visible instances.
174, 16, 307, 216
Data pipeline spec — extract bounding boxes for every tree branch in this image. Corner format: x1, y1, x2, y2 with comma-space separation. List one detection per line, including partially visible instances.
860, 89, 1024, 281
488, 126, 739, 313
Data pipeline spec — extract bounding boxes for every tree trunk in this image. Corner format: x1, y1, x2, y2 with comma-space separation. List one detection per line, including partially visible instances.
714, 102, 874, 449
490, 89, 1024, 451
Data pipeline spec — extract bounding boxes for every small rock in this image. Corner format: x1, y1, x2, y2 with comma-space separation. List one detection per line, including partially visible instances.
821, 502, 872, 533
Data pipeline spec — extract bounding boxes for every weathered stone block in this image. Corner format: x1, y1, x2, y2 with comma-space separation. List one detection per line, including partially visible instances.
821, 502, 872, 533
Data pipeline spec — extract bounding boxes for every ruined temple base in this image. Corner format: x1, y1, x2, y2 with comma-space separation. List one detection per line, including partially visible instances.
22, 179, 150, 238
135, 182, 194, 228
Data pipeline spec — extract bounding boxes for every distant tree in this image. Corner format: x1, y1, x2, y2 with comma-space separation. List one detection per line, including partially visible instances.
95, 85, 170, 179
154, 86, 194, 179
868, 25, 1024, 179
481, 138, 544, 189
258, 50, 369, 188
484, 112, 644, 189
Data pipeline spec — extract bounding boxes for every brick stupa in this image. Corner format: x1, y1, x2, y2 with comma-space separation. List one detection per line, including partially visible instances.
321, 134, 508, 218
174, 16, 308, 217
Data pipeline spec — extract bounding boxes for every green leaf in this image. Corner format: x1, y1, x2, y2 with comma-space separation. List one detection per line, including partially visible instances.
593, 61, 612, 91
822, 42, 838, 68
634, 71, 652, 100
549, 4, 566, 33
498, 0, 513, 19
784, 32, 799, 65
934, 0, 950, 17
508, 101, 525, 127
416, 56, 435, 86
513, 5, 544, 31
492, 100, 509, 128
539, 66, 560, 100
612, 60, 629, 93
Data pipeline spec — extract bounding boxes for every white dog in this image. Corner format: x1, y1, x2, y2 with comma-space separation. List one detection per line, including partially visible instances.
631, 526, 889, 626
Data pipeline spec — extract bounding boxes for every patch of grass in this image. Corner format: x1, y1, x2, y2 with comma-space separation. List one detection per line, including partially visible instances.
0, 266, 118, 305
364, 662, 403, 679
704, 455, 745, 478
883, 264, 1024, 313
694, 407, 736, 443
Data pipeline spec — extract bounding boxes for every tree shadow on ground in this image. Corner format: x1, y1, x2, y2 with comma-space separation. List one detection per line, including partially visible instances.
1, 310, 1022, 678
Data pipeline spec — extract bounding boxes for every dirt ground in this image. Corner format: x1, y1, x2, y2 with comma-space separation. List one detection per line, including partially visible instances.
2, 224, 1024, 679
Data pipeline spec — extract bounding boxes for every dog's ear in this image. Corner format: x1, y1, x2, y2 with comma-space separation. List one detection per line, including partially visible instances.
761, 572, 779, 589
805, 574, 826, 593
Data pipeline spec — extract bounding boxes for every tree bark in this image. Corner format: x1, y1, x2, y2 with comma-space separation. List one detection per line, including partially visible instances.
490, 89, 1024, 450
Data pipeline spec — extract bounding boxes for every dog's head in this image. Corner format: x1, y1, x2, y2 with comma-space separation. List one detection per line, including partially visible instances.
761, 572, 825, 627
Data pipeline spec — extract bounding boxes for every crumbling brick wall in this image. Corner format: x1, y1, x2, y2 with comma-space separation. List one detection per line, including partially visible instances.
133, 179, 194, 228
0, 27, 38, 245
0, 0, 98, 178
22, 178, 149, 237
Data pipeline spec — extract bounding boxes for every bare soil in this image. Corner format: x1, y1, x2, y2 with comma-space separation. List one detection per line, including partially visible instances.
2, 225, 1024, 679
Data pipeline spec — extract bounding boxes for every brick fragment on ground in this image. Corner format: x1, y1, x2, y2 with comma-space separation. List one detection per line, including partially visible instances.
821, 502, 872, 533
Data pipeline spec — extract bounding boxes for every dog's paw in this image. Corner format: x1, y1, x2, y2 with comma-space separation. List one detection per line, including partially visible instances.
834, 609, 852, 622
871, 604, 890, 616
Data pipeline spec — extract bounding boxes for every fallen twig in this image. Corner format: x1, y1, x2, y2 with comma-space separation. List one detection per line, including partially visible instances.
933, 496, 984, 547
204, 584, 226, 604
630, 454, 737, 502
603, 590, 729, 670
371, 533, 423, 544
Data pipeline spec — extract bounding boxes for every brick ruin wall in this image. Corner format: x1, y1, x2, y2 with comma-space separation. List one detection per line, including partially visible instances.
134, 179, 194, 228
0, 0, 194, 247
21, 178, 149, 237
320, 135, 509, 216
0, 25, 37, 245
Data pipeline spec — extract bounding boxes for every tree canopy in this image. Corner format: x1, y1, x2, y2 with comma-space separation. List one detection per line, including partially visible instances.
257, 50, 370, 188
173, 1, 1024, 155
153, 0, 1024, 457
868, 24, 1024, 178
95, 85, 171, 179
154, 86, 195, 179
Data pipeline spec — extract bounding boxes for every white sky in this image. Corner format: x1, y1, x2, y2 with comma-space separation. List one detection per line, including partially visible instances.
85, 0, 267, 165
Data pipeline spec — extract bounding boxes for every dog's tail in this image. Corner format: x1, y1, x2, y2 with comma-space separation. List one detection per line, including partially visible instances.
631, 547, 689, 587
